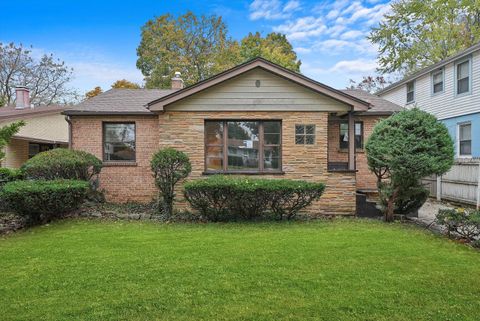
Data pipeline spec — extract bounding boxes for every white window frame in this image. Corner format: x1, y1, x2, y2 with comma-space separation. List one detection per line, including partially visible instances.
406, 80, 415, 104
455, 56, 472, 97
457, 122, 472, 158
431, 68, 444, 95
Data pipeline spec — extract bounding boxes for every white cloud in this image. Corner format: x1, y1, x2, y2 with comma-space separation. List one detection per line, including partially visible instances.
294, 47, 312, 54
273, 16, 326, 41
283, 0, 301, 12
340, 30, 364, 40
249, 0, 289, 20
329, 59, 378, 74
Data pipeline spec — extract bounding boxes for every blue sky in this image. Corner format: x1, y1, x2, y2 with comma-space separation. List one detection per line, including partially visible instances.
0, 0, 391, 94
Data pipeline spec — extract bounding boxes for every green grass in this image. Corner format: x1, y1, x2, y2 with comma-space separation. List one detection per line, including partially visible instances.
0, 219, 479, 321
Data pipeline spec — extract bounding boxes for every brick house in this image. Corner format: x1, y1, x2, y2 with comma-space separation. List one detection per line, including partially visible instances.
64, 58, 402, 215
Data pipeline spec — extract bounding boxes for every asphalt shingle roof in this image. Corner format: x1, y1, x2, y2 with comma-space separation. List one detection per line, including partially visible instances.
64, 89, 175, 115
341, 89, 403, 114
0, 105, 66, 121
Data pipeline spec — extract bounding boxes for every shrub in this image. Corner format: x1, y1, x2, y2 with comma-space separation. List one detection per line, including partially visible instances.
366, 108, 454, 221
0, 179, 89, 224
184, 176, 325, 221
436, 208, 480, 242
151, 148, 191, 216
22, 149, 102, 183
0, 168, 23, 185
378, 182, 429, 215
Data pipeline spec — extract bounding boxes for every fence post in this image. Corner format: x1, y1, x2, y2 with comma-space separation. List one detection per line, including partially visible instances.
477, 163, 480, 210
436, 175, 441, 201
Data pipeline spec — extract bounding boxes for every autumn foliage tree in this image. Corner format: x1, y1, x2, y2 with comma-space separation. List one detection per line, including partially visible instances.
85, 86, 103, 99
136, 11, 301, 89
111, 79, 140, 89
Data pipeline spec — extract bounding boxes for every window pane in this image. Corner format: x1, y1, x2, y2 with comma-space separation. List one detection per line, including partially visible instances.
104, 124, 135, 143
295, 135, 305, 144
355, 123, 362, 135
264, 133, 280, 145
264, 121, 281, 134
305, 135, 315, 145
264, 146, 280, 170
458, 61, 469, 79
458, 77, 469, 94
104, 123, 135, 161
460, 140, 472, 155
206, 146, 223, 171
460, 124, 471, 140
433, 71, 442, 84
205, 121, 223, 145
295, 125, 304, 135
339, 123, 348, 149
407, 91, 414, 102
407, 81, 414, 92
306, 125, 315, 135
433, 82, 443, 93
227, 121, 259, 170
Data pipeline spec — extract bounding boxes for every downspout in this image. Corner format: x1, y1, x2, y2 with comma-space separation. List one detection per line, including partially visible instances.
65, 116, 72, 149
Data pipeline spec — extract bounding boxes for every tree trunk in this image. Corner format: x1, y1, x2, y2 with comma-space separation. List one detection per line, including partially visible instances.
385, 187, 399, 222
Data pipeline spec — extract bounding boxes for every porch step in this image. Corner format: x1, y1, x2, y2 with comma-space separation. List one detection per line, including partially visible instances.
356, 192, 382, 218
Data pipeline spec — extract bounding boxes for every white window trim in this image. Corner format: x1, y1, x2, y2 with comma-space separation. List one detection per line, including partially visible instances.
457, 121, 472, 158
454, 56, 472, 97
431, 68, 444, 96
406, 80, 415, 104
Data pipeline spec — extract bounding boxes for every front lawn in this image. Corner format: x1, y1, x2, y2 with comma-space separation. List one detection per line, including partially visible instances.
0, 219, 479, 321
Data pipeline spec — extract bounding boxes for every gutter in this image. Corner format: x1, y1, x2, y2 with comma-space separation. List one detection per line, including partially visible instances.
62, 110, 156, 116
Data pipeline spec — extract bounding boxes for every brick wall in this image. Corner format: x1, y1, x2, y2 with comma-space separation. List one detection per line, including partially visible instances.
328, 115, 385, 190
159, 111, 356, 216
71, 115, 159, 202
71, 111, 357, 215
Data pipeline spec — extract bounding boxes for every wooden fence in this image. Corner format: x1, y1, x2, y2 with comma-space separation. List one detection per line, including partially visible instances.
422, 159, 480, 208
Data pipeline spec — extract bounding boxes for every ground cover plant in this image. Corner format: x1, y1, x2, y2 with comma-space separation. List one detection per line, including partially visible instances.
0, 219, 479, 321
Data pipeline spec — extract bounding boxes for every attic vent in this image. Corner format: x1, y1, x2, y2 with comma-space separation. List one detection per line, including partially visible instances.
255, 80, 261, 88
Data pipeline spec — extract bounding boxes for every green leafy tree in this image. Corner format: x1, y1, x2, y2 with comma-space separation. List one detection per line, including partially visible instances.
240, 32, 301, 72
137, 11, 238, 88
0, 121, 25, 162
369, 0, 480, 75
151, 148, 191, 216
366, 108, 454, 222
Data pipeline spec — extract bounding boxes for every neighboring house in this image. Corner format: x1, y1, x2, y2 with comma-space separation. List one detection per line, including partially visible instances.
65, 58, 401, 215
377, 43, 480, 158
0, 87, 68, 168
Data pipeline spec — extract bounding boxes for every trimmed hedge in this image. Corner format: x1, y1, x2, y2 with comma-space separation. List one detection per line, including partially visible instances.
184, 176, 325, 221
0, 179, 89, 224
22, 149, 102, 182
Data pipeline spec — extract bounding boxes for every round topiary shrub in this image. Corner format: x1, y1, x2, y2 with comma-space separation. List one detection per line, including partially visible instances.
22, 148, 102, 182
0, 179, 89, 224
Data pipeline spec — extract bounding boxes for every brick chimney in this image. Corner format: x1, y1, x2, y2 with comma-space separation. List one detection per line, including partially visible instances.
171, 71, 184, 90
15, 86, 30, 109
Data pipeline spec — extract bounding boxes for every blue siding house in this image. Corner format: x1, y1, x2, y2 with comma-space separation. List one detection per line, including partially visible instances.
377, 43, 480, 158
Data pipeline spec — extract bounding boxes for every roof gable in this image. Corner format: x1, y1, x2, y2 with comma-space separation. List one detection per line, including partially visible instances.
148, 58, 370, 112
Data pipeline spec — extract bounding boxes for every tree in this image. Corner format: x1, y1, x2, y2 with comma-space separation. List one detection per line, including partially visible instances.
85, 86, 103, 99
111, 79, 141, 89
0, 43, 77, 106
137, 11, 238, 88
0, 121, 25, 162
151, 148, 191, 216
240, 32, 301, 72
347, 76, 392, 94
366, 108, 454, 222
369, 0, 480, 75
